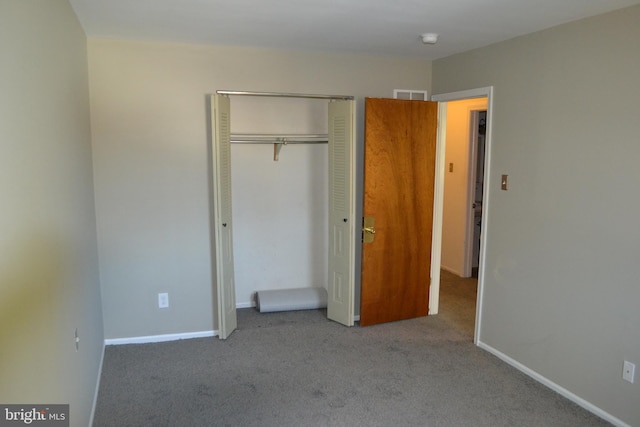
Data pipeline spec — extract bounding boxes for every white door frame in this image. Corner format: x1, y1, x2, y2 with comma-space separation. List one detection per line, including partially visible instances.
430, 87, 493, 344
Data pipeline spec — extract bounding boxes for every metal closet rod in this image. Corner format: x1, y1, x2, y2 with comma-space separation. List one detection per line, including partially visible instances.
230, 133, 328, 144
217, 90, 354, 100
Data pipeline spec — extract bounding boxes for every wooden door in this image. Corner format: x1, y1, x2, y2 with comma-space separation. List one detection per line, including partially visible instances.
360, 98, 438, 326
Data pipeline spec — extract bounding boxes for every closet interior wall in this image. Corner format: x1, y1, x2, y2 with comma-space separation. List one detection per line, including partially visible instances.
230, 96, 329, 307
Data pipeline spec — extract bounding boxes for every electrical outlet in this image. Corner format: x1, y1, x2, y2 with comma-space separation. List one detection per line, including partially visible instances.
623, 361, 635, 383
158, 293, 169, 309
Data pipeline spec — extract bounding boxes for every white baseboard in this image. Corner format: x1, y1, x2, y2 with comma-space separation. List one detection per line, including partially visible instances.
104, 330, 217, 345
477, 341, 631, 427
236, 301, 255, 309
89, 342, 106, 427
441, 264, 464, 277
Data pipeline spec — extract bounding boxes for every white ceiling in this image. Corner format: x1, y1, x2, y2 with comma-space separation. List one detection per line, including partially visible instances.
69, 0, 640, 60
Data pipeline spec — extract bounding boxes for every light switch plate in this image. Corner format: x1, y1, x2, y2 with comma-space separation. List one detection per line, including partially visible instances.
501, 174, 508, 190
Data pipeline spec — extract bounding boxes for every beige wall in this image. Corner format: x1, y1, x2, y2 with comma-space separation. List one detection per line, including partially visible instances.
433, 5, 640, 425
88, 38, 432, 338
0, 1, 103, 424
441, 98, 487, 276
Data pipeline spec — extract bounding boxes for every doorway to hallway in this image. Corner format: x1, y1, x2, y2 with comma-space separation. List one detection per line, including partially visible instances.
438, 99, 487, 339
429, 86, 494, 344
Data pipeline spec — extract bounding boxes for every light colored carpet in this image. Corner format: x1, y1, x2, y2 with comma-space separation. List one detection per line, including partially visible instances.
94, 300, 610, 426
438, 269, 478, 338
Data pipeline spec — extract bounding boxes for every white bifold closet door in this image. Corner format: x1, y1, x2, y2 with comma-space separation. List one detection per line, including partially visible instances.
327, 100, 356, 326
210, 94, 237, 339
210, 94, 355, 339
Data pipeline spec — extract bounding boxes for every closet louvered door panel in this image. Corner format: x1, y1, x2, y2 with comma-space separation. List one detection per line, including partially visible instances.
212, 94, 237, 339
327, 100, 355, 326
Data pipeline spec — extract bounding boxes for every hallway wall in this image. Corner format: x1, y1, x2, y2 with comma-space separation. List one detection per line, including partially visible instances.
441, 98, 487, 276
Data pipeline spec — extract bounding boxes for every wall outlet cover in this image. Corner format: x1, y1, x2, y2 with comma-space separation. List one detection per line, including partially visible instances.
623, 360, 635, 383
158, 293, 169, 308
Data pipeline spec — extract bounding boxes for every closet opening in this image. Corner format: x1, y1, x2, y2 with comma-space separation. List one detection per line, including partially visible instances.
209, 91, 356, 339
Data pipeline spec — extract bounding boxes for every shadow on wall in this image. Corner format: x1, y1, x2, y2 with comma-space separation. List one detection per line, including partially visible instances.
0, 234, 70, 398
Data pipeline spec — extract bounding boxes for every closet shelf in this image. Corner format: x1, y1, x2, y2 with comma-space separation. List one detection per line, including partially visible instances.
230, 133, 328, 161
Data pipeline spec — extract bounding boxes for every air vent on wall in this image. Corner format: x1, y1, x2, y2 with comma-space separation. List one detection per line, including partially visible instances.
393, 89, 428, 101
